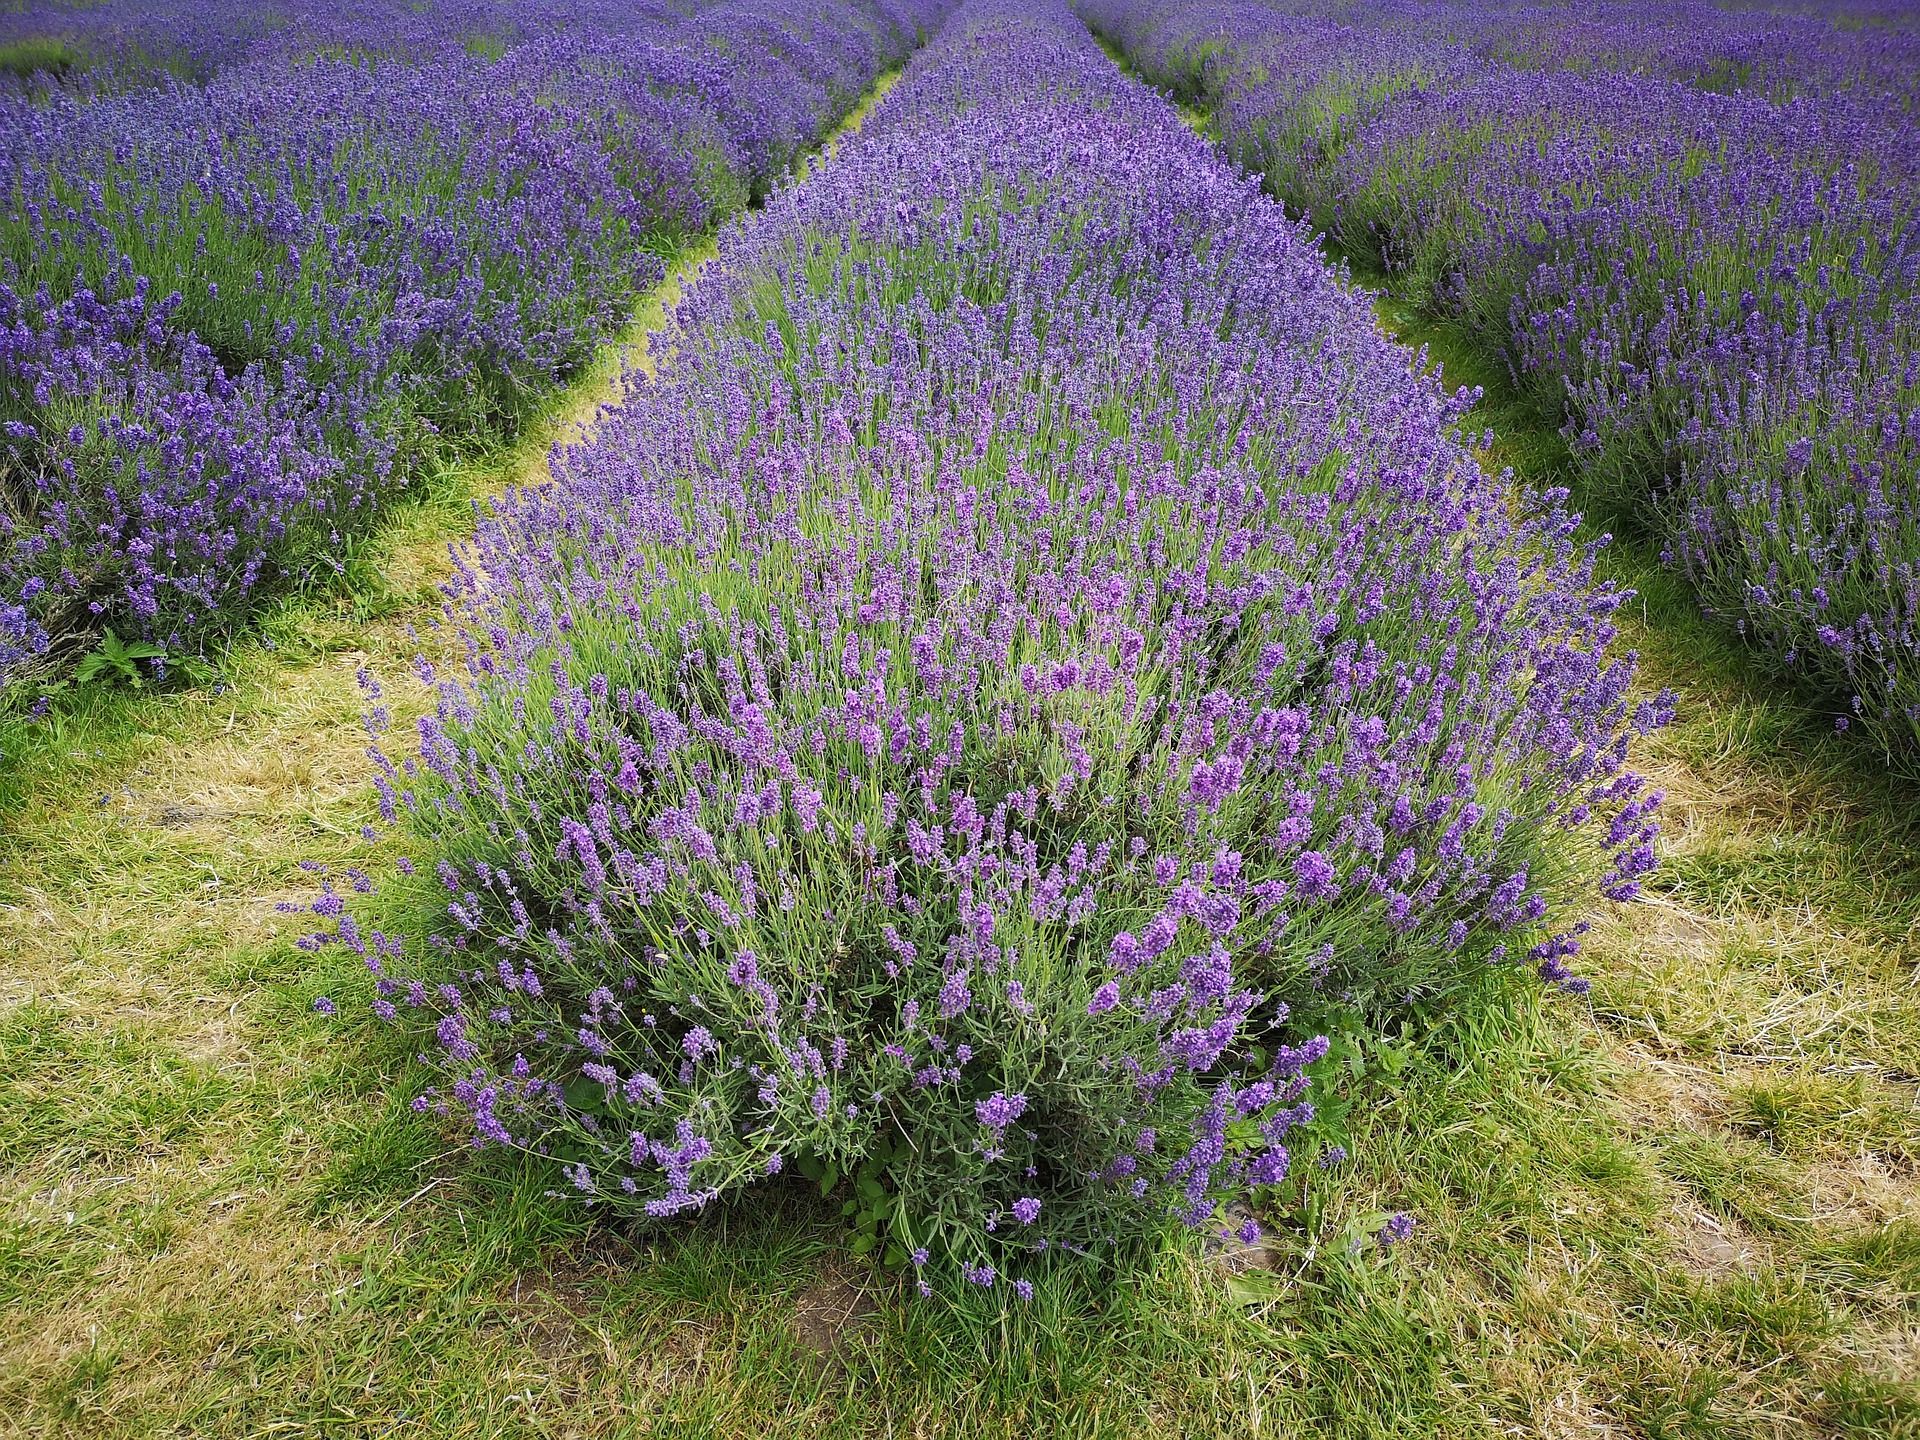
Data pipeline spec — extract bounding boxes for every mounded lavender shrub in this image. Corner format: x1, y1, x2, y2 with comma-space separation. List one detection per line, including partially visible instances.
1084, 0, 1920, 759
316, 0, 1664, 1293
0, 0, 943, 686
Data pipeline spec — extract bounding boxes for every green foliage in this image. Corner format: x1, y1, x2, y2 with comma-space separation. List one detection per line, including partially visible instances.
71, 629, 217, 690
72, 630, 165, 688
0, 35, 82, 80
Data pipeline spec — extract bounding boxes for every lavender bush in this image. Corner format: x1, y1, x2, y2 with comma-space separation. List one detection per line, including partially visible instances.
0, 0, 943, 688
314, 0, 1664, 1294
1085, 0, 1920, 760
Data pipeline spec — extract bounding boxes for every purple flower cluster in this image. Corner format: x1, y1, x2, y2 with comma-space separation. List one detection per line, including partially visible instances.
1084, 0, 1920, 759
0, 0, 943, 685
317, 0, 1663, 1293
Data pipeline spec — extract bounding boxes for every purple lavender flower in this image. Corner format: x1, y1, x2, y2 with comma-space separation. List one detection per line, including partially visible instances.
976, 1092, 1028, 1130
1292, 851, 1339, 902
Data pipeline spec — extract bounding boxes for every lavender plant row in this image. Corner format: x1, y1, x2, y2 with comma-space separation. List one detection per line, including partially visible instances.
314, 0, 1665, 1293
0, 1, 677, 94
0, 0, 945, 687
1083, 0, 1920, 759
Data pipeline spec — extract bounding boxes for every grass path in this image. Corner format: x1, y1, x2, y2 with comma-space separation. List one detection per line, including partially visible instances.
1356, 298, 1920, 1437
2, 36, 1916, 1440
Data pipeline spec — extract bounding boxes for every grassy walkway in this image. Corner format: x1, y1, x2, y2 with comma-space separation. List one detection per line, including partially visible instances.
1349, 298, 1920, 1438
1, 41, 1915, 1440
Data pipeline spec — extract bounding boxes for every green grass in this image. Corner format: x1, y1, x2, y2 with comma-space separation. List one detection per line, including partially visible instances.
0, 50, 1915, 1440
0, 36, 83, 80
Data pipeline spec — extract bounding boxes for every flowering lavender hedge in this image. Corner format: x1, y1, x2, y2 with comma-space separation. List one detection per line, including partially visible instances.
0, 0, 928, 97
315, 0, 1664, 1294
0, 0, 943, 688
1084, 0, 1920, 760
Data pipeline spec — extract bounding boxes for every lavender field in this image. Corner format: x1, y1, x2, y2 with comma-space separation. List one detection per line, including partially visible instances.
0, 0, 937, 683
1086, 0, 1920, 763
0, 1, 1915, 1436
